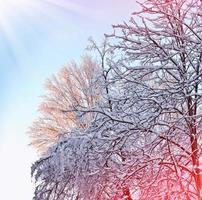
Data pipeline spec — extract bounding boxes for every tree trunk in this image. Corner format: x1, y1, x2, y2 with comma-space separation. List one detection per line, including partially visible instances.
122, 187, 133, 200
188, 96, 202, 199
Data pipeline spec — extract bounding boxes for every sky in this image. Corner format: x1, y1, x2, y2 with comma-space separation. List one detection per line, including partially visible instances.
0, 0, 136, 199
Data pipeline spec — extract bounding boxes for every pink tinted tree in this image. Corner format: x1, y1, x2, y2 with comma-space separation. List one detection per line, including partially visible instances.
108, 0, 202, 199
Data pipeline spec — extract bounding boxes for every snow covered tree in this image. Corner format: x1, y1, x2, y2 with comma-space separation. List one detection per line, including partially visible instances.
31, 40, 117, 200
106, 0, 202, 199
32, 0, 202, 199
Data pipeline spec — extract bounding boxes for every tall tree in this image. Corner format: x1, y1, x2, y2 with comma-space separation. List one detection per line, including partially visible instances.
108, 0, 202, 198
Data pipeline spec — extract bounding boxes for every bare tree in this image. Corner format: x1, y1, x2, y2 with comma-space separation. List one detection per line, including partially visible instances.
29, 55, 101, 153
106, 0, 202, 199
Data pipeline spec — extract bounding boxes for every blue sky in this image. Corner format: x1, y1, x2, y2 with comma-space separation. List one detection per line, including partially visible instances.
0, 0, 135, 199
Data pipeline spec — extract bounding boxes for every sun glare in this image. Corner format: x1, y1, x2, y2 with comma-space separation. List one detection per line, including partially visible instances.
0, 0, 82, 32
0, 0, 27, 42
0, 0, 82, 54
0, 0, 32, 25
0, 0, 25, 10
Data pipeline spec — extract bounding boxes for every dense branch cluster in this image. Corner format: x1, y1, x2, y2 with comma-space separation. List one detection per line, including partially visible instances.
31, 0, 202, 199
